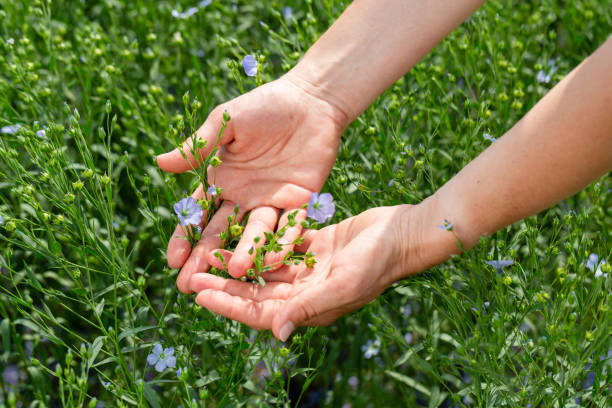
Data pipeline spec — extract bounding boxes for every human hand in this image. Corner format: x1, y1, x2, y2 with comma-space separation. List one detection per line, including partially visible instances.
157, 75, 348, 293
189, 201, 458, 341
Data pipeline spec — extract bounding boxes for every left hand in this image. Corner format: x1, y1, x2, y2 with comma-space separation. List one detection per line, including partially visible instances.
189, 202, 456, 341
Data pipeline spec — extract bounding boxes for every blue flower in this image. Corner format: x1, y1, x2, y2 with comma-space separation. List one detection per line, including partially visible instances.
0, 215, 4, 225
361, 339, 381, 359
172, 6, 200, 19
173, 197, 203, 226
36, 129, 46, 138
242, 55, 258, 77
2, 365, 19, 386
207, 185, 218, 197
199, 0, 212, 7
536, 59, 558, 84
147, 343, 176, 373
437, 219, 453, 231
307, 192, 335, 223
536, 70, 551, 84
586, 253, 607, 277
483, 133, 497, 142
586, 253, 599, 271
1, 125, 19, 134
281, 6, 293, 21
177, 367, 185, 378
485, 259, 514, 274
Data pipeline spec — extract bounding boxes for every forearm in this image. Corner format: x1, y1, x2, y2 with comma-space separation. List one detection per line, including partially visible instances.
286, 0, 486, 125
426, 38, 612, 257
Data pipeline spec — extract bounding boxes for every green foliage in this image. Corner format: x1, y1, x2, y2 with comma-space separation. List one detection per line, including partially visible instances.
0, 0, 610, 407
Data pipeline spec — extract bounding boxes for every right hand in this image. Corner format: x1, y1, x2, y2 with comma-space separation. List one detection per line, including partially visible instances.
157, 74, 349, 292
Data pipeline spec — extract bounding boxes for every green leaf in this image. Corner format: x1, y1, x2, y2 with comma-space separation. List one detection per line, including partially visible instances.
385, 370, 430, 397
395, 343, 424, 367
143, 383, 162, 408
194, 370, 221, 387
88, 336, 106, 367
94, 298, 105, 318
118, 325, 157, 342
1, 318, 10, 356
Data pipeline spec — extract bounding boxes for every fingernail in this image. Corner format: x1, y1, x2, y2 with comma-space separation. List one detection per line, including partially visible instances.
279, 321, 295, 342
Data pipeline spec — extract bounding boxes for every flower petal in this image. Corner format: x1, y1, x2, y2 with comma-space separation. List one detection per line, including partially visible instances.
165, 355, 177, 368
153, 343, 163, 355
147, 353, 159, 366
317, 193, 333, 205
155, 360, 167, 372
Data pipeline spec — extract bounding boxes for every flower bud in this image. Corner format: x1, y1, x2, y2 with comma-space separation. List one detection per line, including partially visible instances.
223, 110, 231, 122
230, 224, 243, 237
210, 156, 221, 167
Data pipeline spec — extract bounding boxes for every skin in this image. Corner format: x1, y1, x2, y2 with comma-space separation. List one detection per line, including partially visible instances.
158, 0, 612, 341
157, 0, 484, 292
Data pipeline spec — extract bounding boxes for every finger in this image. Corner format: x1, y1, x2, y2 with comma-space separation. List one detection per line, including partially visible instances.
260, 263, 301, 283
195, 289, 283, 330
272, 275, 343, 341
264, 209, 307, 270
207, 250, 299, 283
228, 206, 279, 278
176, 201, 245, 293
157, 106, 234, 173
167, 184, 207, 269
294, 229, 317, 253
190, 273, 292, 301
207, 249, 233, 270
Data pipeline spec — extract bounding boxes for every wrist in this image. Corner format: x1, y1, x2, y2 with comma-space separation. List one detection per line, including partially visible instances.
282, 70, 353, 130
394, 194, 471, 281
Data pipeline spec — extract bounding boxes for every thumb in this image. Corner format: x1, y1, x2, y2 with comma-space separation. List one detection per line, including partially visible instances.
157, 105, 234, 173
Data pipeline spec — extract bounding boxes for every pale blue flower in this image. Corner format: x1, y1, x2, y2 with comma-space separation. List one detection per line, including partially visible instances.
242, 55, 258, 77
281, 6, 293, 21
361, 339, 380, 359
36, 129, 45, 138
147, 343, 176, 373
483, 133, 497, 142
586, 253, 607, 277
2, 365, 19, 386
199, 0, 212, 7
586, 253, 599, 271
536, 70, 551, 84
402, 303, 411, 316
438, 219, 453, 231
485, 259, 514, 274
0, 215, 4, 225
1, 125, 19, 134
207, 185, 218, 196
307, 192, 335, 223
404, 332, 413, 344
173, 197, 203, 226
172, 6, 199, 19
536, 59, 558, 84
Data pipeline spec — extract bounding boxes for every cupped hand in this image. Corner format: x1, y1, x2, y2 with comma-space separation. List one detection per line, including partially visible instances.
189, 203, 457, 341
157, 75, 348, 292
